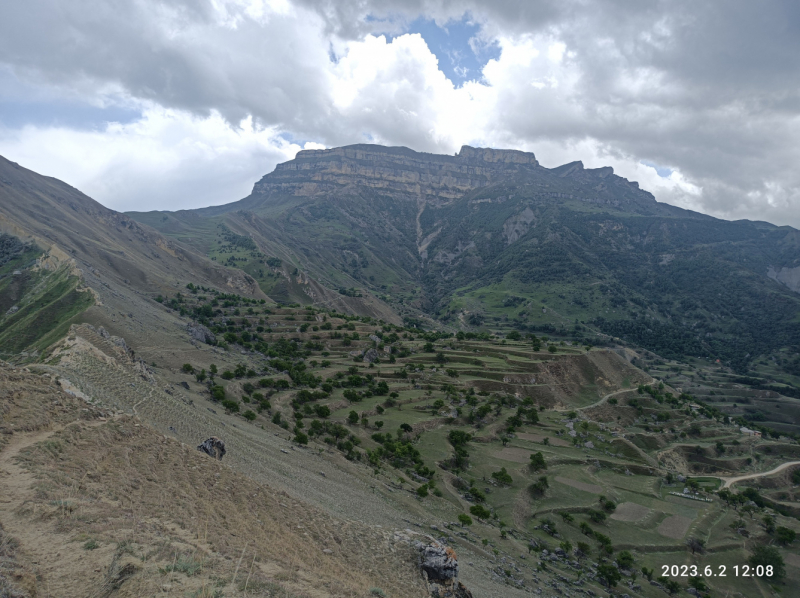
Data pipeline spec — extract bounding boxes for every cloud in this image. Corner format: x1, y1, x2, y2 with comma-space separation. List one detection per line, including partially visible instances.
0, 0, 799, 227
0, 106, 307, 211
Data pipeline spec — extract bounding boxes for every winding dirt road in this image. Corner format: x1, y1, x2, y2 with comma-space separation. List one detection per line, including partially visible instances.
718, 461, 800, 488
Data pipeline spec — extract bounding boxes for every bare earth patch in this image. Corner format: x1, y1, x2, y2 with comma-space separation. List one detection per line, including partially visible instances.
496, 448, 533, 463
657, 515, 693, 539
554, 476, 602, 494
785, 553, 800, 568
610, 502, 652, 522
516, 433, 571, 447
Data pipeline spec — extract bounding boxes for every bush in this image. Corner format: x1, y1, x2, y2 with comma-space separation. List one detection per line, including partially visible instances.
243, 410, 256, 421
182, 363, 194, 373
221, 400, 239, 413
529, 451, 547, 471
491, 467, 513, 486
470, 505, 491, 520
748, 545, 785, 580
458, 514, 473, 526
416, 484, 429, 498
348, 410, 359, 424
294, 431, 309, 445
776, 526, 796, 545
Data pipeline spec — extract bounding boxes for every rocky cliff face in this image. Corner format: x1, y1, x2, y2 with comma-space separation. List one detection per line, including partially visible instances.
252, 144, 541, 200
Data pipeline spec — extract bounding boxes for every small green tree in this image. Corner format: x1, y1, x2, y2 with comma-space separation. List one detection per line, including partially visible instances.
416, 484, 429, 498
657, 578, 681, 595
470, 505, 491, 520
182, 363, 194, 373
491, 467, 513, 486
458, 514, 473, 527
348, 410, 359, 425
243, 410, 256, 421
529, 451, 547, 471
616, 550, 634, 569
776, 526, 796, 545
749, 545, 785, 580
596, 564, 621, 588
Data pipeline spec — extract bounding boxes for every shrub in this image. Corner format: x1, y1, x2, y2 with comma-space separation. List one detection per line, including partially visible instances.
243, 410, 256, 421
529, 451, 547, 471
491, 467, 513, 486
182, 363, 194, 373
221, 400, 239, 413
416, 484, 429, 498
458, 514, 473, 526
470, 505, 491, 520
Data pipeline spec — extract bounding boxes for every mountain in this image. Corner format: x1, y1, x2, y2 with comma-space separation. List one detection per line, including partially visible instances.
0, 155, 264, 357
4, 151, 800, 597
130, 144, 800, 377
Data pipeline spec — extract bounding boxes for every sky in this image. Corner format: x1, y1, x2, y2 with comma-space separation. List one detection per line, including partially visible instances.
0, 1, 799, 228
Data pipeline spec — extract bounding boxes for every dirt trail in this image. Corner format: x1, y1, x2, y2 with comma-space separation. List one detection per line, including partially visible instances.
0, 421, 107, 597
718, 461, 800, 488
556, 385, 647, 412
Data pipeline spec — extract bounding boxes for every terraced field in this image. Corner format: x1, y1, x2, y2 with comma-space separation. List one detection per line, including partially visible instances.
30, 288, 800, 597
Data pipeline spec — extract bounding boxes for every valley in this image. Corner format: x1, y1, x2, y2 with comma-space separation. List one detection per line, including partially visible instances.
1, 145, 800, 597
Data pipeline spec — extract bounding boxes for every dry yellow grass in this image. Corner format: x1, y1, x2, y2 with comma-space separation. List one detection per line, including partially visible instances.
0, 363, 428, 598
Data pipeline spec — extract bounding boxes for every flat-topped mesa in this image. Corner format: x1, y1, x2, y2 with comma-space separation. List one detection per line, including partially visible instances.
253, 143, 541, 200
456, 145, 539, 166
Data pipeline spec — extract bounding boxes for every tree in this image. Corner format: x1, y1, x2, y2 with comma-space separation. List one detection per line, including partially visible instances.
529, 476, 549, 497
596, 564, 621, 588
458, 514, 473, 527
243, 410, 256, 421
657, 578, 681, 595
470, 505, 491, 520
548, 344, 558, 353
400, 423, 413, 434
182, 363, 194, 373
576, 541, 591, 557
195, 368, 206, 382
762, 514, 776, 534
588, 510, 607, 524
616, 550, 634, 569
416, 484, 429, 498
686, 537, 705, 554
688, 577, 709, 594
293, 431, 309, 445
529, 452, 547, 471
348, 410, 359, 424
375, 420, 384, 430
749, 545, 785, 580
641, 567, 654, 581
559, 540, 572, 554
776, 526, 796, 545
491, 467, 513, 486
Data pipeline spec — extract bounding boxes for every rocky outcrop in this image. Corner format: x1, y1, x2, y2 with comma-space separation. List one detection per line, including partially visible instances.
253, 144, 541, 202
187, 322, 216, 345
767, 265, 800, 294
418, 542, 473, 598
362, 348, 379, 363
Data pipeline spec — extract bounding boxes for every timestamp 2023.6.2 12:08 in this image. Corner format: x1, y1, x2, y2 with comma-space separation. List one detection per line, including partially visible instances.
661, 564, 774, 578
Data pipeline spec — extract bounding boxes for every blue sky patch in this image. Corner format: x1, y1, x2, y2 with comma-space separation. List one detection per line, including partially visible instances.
641, 160, 674, 178
387, 17, 500, 86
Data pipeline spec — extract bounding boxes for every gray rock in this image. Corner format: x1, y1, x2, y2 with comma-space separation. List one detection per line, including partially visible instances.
420, 542, 458, 581
363, 348, 379, 363
187, 322, 216, 345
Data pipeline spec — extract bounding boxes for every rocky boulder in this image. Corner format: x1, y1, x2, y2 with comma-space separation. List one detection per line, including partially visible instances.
362, 348, 379, 363
187, 322, 216, 345
418, 542, 473, 598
